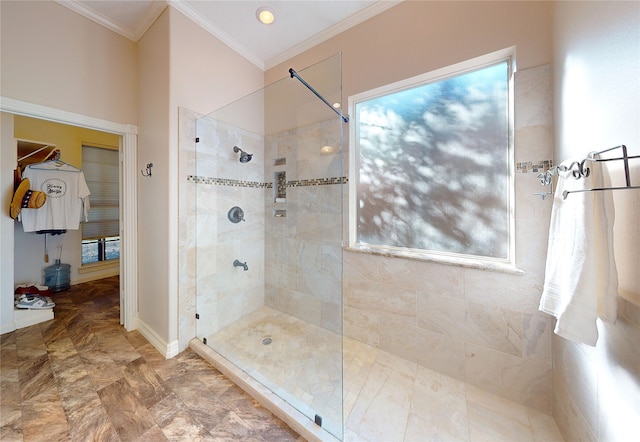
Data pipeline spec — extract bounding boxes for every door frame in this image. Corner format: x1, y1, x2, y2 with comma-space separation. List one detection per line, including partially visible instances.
1, 97, 138, 331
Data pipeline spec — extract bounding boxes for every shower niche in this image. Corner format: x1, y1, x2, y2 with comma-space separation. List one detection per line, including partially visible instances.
193, 54, 346, 440
274, 171, 286, 202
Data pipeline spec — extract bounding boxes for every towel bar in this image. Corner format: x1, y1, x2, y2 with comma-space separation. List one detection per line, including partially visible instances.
536, 145, 640, 200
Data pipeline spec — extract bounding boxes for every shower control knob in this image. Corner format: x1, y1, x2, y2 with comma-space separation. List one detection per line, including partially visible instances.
228, 206, 245, 223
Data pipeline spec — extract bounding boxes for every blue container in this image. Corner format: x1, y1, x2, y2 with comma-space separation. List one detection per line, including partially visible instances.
44, 259, 71, 292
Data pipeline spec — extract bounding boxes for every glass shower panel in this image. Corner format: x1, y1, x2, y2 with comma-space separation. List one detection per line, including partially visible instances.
195, 54, 344, 440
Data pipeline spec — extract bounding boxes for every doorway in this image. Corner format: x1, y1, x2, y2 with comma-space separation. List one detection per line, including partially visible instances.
1, 98, 138, 332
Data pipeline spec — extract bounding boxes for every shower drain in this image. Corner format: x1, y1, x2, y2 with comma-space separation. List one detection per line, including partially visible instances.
261, 337, 273, 345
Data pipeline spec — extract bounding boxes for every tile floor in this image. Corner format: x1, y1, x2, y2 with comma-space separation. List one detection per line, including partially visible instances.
2, 275, 566, 441
207, 306, 566, 442
0, 276, 301, 441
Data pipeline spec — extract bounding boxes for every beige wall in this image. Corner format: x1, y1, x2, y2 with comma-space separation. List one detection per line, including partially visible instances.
266, 0, 555, 412
136, 7, 171, 346
136, 7, 264, 351
1, 0, 136, 335
0, 0, 137, 125
0, 0, 263, 351
169, 7, 263, 351
551, 1, 640, 440
266, 1, 552, 96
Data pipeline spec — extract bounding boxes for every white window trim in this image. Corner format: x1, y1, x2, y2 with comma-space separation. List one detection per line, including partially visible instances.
78, 259, 120, 274
348, 47, 517, 271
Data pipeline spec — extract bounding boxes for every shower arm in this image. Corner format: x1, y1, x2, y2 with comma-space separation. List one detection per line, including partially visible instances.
289, 68, 349, 123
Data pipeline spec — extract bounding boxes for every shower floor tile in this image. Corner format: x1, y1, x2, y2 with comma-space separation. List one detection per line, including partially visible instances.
206, 307, 565, 442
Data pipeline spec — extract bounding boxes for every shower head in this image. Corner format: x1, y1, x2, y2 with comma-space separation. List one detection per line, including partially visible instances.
233, 145, 253, 163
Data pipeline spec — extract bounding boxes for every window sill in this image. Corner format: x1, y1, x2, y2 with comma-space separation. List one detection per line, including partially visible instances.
79, 259, 120, 274
345, 245, 525, 276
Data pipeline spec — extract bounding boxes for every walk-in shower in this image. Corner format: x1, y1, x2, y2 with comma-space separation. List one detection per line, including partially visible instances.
193, 54, 346, 440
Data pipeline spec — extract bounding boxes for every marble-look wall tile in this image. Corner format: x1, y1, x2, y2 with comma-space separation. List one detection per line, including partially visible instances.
416, 291, 467, 341
264, 119, 344, 332
379, 255, 465, 299
343, 306, 380, 347
595, 318, 640, 414
463, 268, 543, 315
379, 315, 466, 381
344, 59, 555, 411
514, 64, 553, 129
465, 342, 552, 413
346, 277, 416, 319
522, 312, 553, 360
279, 289, 322, 326
555, 338, 598, 427
465, 302, 523, 356
552, 367, 597, 442
553, 309, 640, 442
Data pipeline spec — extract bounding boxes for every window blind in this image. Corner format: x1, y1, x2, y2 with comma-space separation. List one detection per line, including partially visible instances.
82, 146, 119, 239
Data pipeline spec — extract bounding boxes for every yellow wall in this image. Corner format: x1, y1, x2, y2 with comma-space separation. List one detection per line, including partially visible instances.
12, 115, 120, 288
14, 115, 119, 168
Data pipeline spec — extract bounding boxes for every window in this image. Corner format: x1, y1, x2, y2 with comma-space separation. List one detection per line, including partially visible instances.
81, 146, 120, 265
349, 49, 514, 264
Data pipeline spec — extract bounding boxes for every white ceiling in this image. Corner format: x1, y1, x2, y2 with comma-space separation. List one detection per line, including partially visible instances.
55, 0, 400, 70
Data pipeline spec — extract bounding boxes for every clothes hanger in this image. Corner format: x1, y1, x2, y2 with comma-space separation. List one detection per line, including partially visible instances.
28, 155, 81, 172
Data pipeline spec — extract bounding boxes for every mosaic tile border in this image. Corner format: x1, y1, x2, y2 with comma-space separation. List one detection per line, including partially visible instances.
516, 160, 553, 174
187, 175, 268, 188
288, 177, 348, 187
187, 175, 348, 188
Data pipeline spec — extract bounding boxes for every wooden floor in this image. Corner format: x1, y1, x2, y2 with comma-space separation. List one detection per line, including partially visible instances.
0, 276, 302, 441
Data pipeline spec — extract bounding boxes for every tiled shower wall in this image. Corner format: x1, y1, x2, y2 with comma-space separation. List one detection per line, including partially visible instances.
342, 64, 556, 413
263, 118, 345, 334
179, 108, 266, 343
179, 64, 558, 413
179, 108, 345, 347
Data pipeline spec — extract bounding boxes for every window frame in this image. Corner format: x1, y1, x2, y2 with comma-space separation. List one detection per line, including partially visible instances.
348, 47, 517, 270
80, 144, 121, 267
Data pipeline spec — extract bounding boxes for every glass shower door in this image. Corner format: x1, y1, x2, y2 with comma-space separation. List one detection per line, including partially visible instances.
194, 54, 345, 440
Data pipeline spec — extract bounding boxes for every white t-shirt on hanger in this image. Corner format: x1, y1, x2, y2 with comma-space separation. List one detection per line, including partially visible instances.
21, 162, 90, 232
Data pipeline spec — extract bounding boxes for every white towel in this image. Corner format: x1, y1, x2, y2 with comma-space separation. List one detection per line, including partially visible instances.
539, 155, 618, 346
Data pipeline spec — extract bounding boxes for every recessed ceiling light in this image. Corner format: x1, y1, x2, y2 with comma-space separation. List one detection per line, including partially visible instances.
332, 102, 341, 109
256, 6, 275, 25
320, 145, 337, 155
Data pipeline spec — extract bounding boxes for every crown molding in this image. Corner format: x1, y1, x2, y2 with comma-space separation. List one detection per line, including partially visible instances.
55, 0, 167, 42
264, 1, 402, 70
53, 0, 401, 71
169, 0, 265, 70
133, 1, 169, 41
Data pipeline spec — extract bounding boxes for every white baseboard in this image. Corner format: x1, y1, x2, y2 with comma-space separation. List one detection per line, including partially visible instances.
73, 269, 120, 285
137, 318, 179, 359
12, 308, 54, 331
